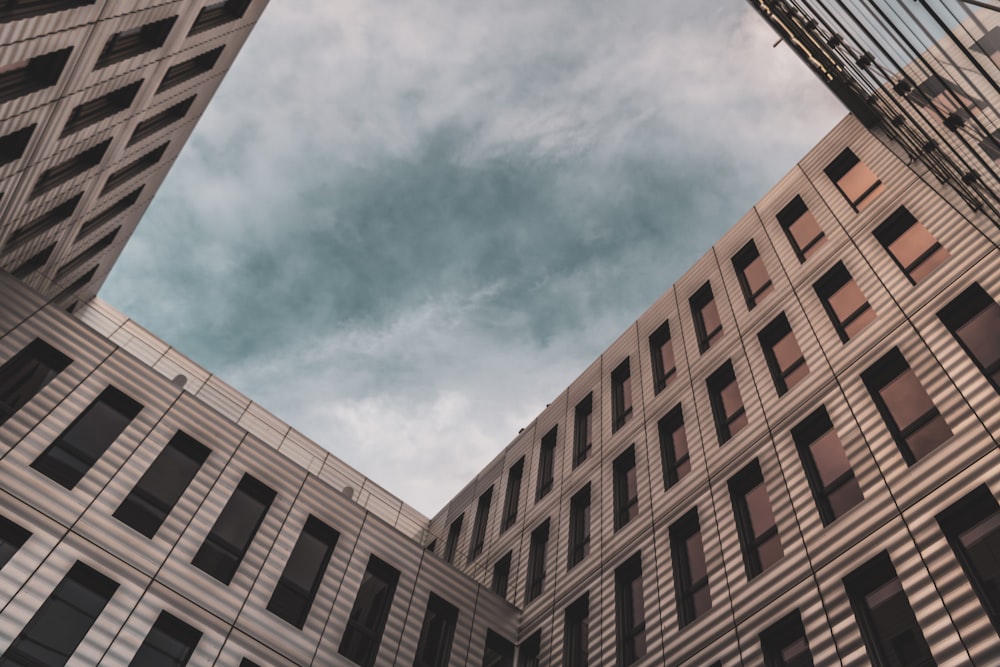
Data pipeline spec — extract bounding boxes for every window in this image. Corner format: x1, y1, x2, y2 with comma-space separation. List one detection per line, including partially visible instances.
843, 552, 935, 666
536, 427, 556, 501
0, 123, 35, 166
338, 556, 399, 667
908, 75, 982, 121
568, 484, 591, 568
501, 458, 523, 531
707, 361, 747, 445
1, 561, 118, 665
413, 593, 458, 667
690, 283, 723, 353
240, 660, 261, 667
525, 520, 550, 604
611, 358, 633, 431
11, 243, 54, 280
0, 338, 71, 427
729, 460, 782, 580
658, 405, 689, 489
980, 129, 1000, 162
760, 611, 813, 667
862, 348, 952, 465
873, 207, 948, 284
649, 320, 676, 393
613, 446, 639, 530
518, 631, 541, 667
53, 265, 97, 305
267, 515, 339, 628
824, 148, 884, 211
444, 515, 463, 564
670, 508, 711, 628
938, 283, 1000, 393
572, 394, 593, 466
813, 262, 876, 342
733, 241, 773, 309
54, 226, 120, 280
0, 47, 72, 105
31, 385, 142, 489
777, 196, 825, 262
189, 0, 252, 35
113, 431, 209, 538
758, 314, 808, 396
157, 46, 224, 93
31, 139, 110, 197
0, 1, 96, 23
469, 487, 493, 560
95, 17, 176, 69
128, 611, 202, 667
563, 594, 589, 667
483, 630, 515, 667
101, 141, 168, 195
614, 553, 646, 666
77, 186, 143, 240
62, 81, 142, 136
191, 473, 276, 584
128, 96, 195, 146
791, 407, 863, 525
0, 515, 31, 570
491, 552, 511, 599
4, 192, 84, 250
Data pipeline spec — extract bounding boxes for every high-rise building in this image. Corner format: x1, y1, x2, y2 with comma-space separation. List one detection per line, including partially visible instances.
0, 2, 998, 666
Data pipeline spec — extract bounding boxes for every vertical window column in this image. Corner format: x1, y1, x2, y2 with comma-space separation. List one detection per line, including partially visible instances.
469, 487, 493, 560
568, 484, 591, 569
573, 394, 593, 466
613, 446, 639, 530
611, 359, 633, 431
525, 520, 550, 604
501, 458, 523, 531
728, 460, 783, 580
0, 339, 71, 427
658, 405, 689, 489
338, 556, 400, 667
670, 508, 711, 628
614, 553, 646, 666
413, 593, 459, 667
266, 516, 339, 628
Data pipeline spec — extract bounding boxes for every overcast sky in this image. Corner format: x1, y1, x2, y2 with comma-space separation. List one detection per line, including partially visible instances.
101, 0, 845, 516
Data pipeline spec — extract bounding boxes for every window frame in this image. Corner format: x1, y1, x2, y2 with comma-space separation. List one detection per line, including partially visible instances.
501, 458, 524, 531
791, 407, 863, 526
0, 338, 72, 427
469, 486, 493, 560
732, 240, 773, 309
128, 610, 202, 666
266, 515, 340, 629
937, 282, 1000, 393
670, 507, 711, 629
648, 320, 676, 393
823, 147, 884, 212
337, 555, 400, 667
613, 445, 639, 531
572, 394, 593, 466
813, 262, 876, 343
759, 610, 813, 667
728, 460, 783, 580
563, 594, 589, 667
690, 282, 723, 353
444, 514, 463, 564
614, 553, 647, 666
536, 427, 557, 501
758, 313, 808, 396
525, 520, 550, 604
611, 359, 633, 432
658, 405, 689, 490
776, 195, 825, 262
413, 593, 459, 667
707, 360, 747, 445
491, 551, 512, 599
568, 484, 591, 569
873, 206, 948, 285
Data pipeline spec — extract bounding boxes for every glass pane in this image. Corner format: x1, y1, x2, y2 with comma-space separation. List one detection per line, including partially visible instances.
686, 532, 707, 581
692, 585, 712, 618
837, 162, 883, 208
888, 223, 937, 269
772, 333, 803, 374
827, 479, 864, 519
743, 256, 771, 296
905, 414, 952, 460
757, 534, 783, 571
659, 340, 675, 378
808, 430, 851, 487
701, 300, 722, 339
744, 484, 776, 537
957, 304, 1000, 371
878, 371, 936, 431
720, 380, 743, 419
842, 306, 876, 339
907, 246, 949, 283
827, 280, 867, 324
784, 362, 810, 390
789, 212, 824, 256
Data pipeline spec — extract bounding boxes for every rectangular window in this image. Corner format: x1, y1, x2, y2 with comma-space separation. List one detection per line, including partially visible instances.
0, 123, 35, 166
791, 407, 863, 525
54, 226, 120, 280
536, 427, 556, 501
413, 593, 458, 667
483, 630, 515, 667
0, 515, 31, 571
491, 552, 511, 599
824, 148, 884, 211
157, 46, 224, 93
649, 320, 676, 393
908, 75, 981, 120
938, 283, 1000, 393
62, 81, 142, 137
128, 611, 202, 667
525, 520, 550, 604
563, 594, 589, 667
11, 242, 55, 280
670, 508, 711, 628
128, 96, 195, 146
189, 0, 252, 35
733, 241, 773, 309
338, 556, 399, 667
95, 17, 177, 69
813, 262, 876, 342
0, 338, 71, 427
572, 394, 593, 466
658, 405, 689, 489
690, 283, 723, 353
469, 487, 493, 560
843, 552, 935, 666
113, 430, 210, 538
501, 458, 523, 531
31, 385, 142, 489
77, 186, 143, 241
0, 1, 96, 23
707, 361, 747, 445
267, 515, 339, 628
729, 460, 782, 580
0, 47, 72, 104
191, 473, 276, 584
3, 192, 83, 251
613, 446, 639, 530
31, 139, 110, 198
611, 359, 633, 431
518, 632, 541, 667
777, 196, 825, 262
862, 348, 952, 465
568, 484, 591, 568
101, 141, 168, 195
1, 561, 118, 665
760, 611, 812, 667
444, 514, 463, 564
614, 553, 646, 666
758, 314, 808, 396
873, 207, 949, 284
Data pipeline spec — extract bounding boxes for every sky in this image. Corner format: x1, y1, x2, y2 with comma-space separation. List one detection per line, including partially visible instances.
101, 0, 845, 517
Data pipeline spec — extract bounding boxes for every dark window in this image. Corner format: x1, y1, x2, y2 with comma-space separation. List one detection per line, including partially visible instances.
649, 320, 676, 393
0, 338, 71, 427
113, 431, 210, 538
77, 186, 143, 241
791, 407, 863, 525
908, 75, 982, 120
938, 283, 1000, 393
267, 515, 339, 628
707, 361, 747, 445
690, 283, 723, 353
54, 226, 120, 280
536, 427, 556, 501
525, 520, 550, 604
824, 148, 884, 212
128, 96, 195, 146
101, 141, 168, 195
613, 446, 639, 530
0, 123, 35, 166
518, 632, 541, 667
53, 265, 97, 305
843, 552, 935, 667
0, 47, 72, 105
444, 515, 463, 564
611, 359, 633, 431
31, 139, 110, 198
4, 192, 84, 251
501, 458, 523, 531
760, 611, 813, 667
980, 129, 1000, 162
338, 556, 399, 667
240, 660, 261, 667
658, 405, 689, 489
614, 553, 646, 666
670, 508, 711, 628
874, 207, 948, 284
573, 394, 593, 466
568, 484, 591, 568
469, 487, 493, 560
483, 630, 515, 667
31, 386, 142, 489
62, 81, 142, 136
0, 1, 96, 23
11, 242, 55, 280
729, 460, 782, 580
491, 552, 512, 599
563, 594, 589, 667
413, 593, 458, 667
862, 348, 951, 465
759, 314, 809, 396
733, 241, 773, 309
1, 561, 118, 666
128, 611, 202, 667
814, 262, 876, 342
95, 17, 176, 69
191, 473, 276, 584
425, 540, 436, 553
189, 0, 252, 35
0, 515, 31, 570
157, 46, 224, 93
777, 196, 825, 262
